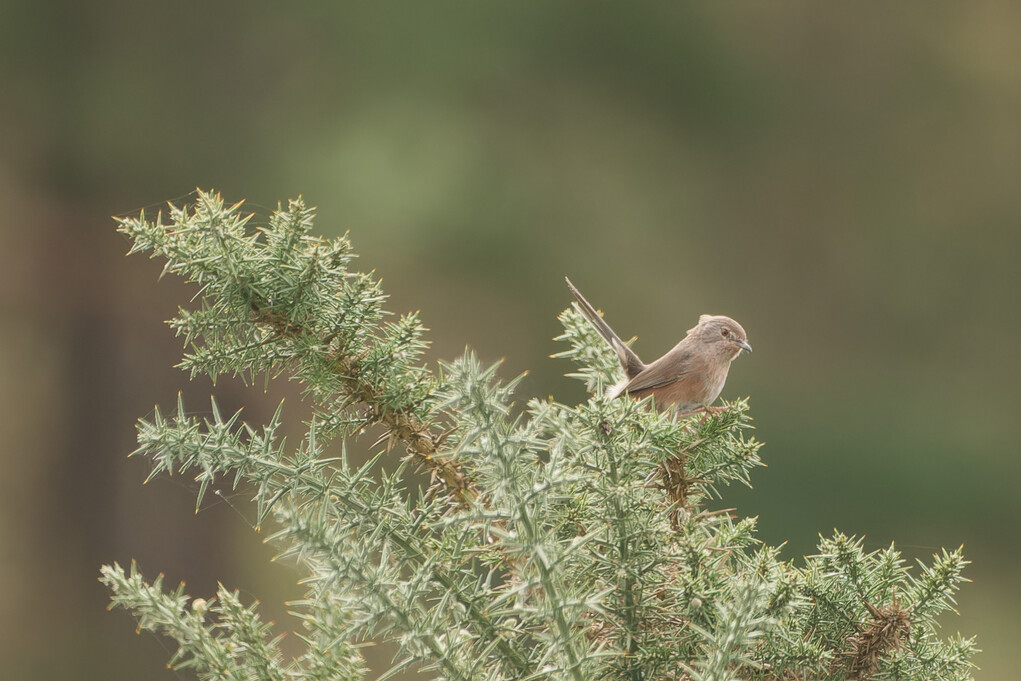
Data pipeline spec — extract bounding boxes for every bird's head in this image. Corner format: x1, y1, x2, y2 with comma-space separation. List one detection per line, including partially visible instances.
688, 314, 752, 360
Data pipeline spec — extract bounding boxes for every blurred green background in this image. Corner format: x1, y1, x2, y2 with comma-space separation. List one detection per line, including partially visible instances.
1, 2, 1018, 679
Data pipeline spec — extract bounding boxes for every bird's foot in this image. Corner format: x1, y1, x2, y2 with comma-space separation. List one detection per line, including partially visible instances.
674, 405, 730, 425
697, 405, 729, 424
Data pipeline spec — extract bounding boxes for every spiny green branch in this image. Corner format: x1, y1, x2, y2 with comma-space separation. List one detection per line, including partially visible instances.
100, 561, 365, 681
118, 189, 472, 502
103, 190, 976, 681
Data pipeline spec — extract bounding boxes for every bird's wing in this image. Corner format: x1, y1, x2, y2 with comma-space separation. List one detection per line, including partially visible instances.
565, 277, 645, 379
622, 344, 695, 393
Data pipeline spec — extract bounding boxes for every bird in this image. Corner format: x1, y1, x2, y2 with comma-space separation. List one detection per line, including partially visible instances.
565, 277, 751, 415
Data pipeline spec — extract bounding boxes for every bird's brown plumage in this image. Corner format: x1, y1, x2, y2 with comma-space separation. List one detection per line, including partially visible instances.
566, 278, 751, 414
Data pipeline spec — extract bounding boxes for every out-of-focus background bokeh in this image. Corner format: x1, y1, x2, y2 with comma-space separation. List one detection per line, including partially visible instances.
1, 3, 1018, 679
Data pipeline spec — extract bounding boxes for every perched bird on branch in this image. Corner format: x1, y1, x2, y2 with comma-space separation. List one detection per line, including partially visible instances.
566, 277, 751, 415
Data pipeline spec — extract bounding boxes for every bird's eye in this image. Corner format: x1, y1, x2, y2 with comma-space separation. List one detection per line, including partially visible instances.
721, 327, 730, 337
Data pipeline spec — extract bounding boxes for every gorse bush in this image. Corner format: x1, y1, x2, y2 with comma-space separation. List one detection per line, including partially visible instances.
101, 190, 977, 681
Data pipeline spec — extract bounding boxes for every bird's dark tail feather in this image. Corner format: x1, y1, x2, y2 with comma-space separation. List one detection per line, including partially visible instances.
565, 277, 646, 379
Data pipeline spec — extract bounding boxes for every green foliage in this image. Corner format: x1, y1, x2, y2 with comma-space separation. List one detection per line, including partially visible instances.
101, 190, 977, 681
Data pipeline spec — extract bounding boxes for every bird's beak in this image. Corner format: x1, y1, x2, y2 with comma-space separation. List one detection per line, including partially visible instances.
736, 339, 753, 353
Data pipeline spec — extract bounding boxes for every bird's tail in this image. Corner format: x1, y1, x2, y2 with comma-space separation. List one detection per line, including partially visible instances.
565, 277, 646, 379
